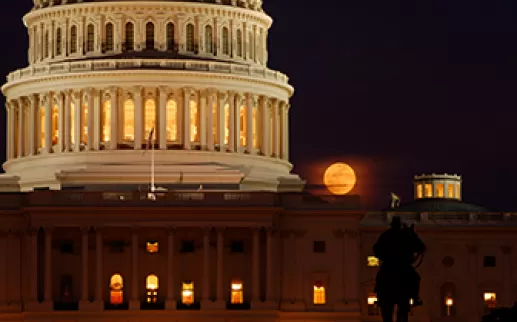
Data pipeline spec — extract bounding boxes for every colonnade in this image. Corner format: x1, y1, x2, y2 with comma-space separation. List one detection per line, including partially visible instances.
6, 87, 290, 162
27, 227, 276, 307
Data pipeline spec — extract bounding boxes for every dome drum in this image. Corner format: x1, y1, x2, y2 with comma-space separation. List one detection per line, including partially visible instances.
414, 173, 462, 201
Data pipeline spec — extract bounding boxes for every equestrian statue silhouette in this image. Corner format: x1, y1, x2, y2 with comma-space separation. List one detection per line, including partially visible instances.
373, 216, 426, 322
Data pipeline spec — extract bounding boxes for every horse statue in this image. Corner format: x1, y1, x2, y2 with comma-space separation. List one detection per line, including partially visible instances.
373, 217, 426, 322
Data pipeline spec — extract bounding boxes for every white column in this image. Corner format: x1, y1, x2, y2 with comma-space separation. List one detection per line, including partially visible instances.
87, 89, 95, 150
234, 94, 241, 152
95, 229, 103, 303
206, 92, 214, 151
6, 102, 13, 160
134, 87, 143, 150
199, 91, 207, 149
44, 94, 52, 153
17, 99, 24, 157
246, 94, 254, 154
183, 88, 191, 150
265, 228, 274, 303
64, 91, 71, 152
57, 93, 64, 152
202, 227, 210, 301
93, 89, 101, 151
261, 97, 269, 157
73, 92, 82, 152
282, 103, 289, 161
109, 87, 118, 150
216, 228, 224, 302
228, 92, 235, 152
251, 228, 260, 302
131, 229, 139, 302
217, 93, 225, 152
272, 100, 280, 157
159, 87, 167, 150
81, 228, 89, 302
28, 96, 37, 156
44, 228, 52, 302
29, 230, 38, 302
167, 228, 175, 303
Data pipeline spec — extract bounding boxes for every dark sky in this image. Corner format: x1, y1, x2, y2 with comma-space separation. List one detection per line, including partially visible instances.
1, 1, 517, 210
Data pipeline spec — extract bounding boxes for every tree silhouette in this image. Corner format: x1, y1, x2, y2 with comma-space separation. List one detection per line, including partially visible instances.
481, 303, 517, 322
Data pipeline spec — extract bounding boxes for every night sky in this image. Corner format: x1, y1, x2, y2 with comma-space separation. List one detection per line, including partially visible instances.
1, 1, 517, 210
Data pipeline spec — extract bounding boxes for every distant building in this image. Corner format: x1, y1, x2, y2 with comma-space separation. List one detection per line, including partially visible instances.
0, 1, 515, 322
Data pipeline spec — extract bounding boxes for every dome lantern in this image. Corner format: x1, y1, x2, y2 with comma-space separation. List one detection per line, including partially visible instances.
413, 173, 462, 201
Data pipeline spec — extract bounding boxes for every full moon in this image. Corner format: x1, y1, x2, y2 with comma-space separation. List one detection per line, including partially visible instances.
323, 163, 357, 195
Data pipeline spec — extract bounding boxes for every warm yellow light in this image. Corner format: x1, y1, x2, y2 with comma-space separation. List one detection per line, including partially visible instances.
230, 281, 243, 304
367, 295, 378, 305
484, 292, 496, 302
446, 297, 454, 307
323, 163, 357, 195
313, 285, 326, 305
146, 241, 159, 253
182, 282, 194, 305
410, 298, 414, 305
146, 274, 158, 290
367, 256, 380, 267
231, 283, 243, 290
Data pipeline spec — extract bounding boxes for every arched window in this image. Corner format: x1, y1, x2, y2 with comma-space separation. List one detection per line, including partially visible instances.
313, 281, 326, 305
224, 103, 230, 145
367, 294, 379, 315
86, 24, 95, 53
52, 104, 59, 146
144, 98, 156, 143
239, 104, 246, 147
81, 101, 88, 145
190, 98, 199, 143
70, 26, 77, 54
110, 274, 124, 305
146, 274, 159, 303
60, 275, 73, 303
205, 25, 213, 54
252, 103, 259, 149
39, 105, 45, 149
248, 31, 253, 60
166, 99, 177, 142
484, 292, 496, 314
441, 283, 456, 316
44, 31, 49, 58
166, 23, 175, 51
212, 99, 218, 145
145, 22, 155, 50
56, 28, 62, 56
101, 100, 111, 142
230, 280, 243, 304
186, 23, 195, 52
222, 27, 230, 55
181, 281, 194, 305
123, 99, 135, 141
236, 30, 242, 57
70, 101, 76, 145
125, 22, 134, 51
105, 23, 114, 52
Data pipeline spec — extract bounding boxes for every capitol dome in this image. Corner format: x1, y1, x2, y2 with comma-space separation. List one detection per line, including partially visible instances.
2, 0, 302, 192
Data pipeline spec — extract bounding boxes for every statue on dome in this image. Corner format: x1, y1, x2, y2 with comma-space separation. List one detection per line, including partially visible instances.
390, 193, 401, 208
373, 216, 426, 322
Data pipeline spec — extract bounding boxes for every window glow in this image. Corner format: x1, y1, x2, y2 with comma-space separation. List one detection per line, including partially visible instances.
445, 296, 454, 316
166, 99, 177, 142
230, 281, 243, 304
101, 100, 111, 142
252, 104, 259, 149
212, 101, 218, 144
39, 106, 45, 149
181, 281, 194, 305
447, 184, 454, 198
52, 104, 59, 146
205, 25, 213, 53
367, 256, 380, 267
81, 103, 88, 144
110, 274, 123, 305
70, 102, 75, 145
456, 184, 461, 199
146, 274, 159, 303
186, 24, 195, 52
123, 99, 135, 141
445, 297, 454, 307
367, 294, 379, 315
313, 283, 326, 305
436, 183, 444, 198
424, 184, 432, 197
144, 99, 156, 142
484, 292, 496, 308
224, 103, 230, 145
190, 99, 199, 143
146, 241, 159, 253
417, 184, 423, 198
239, 105, 246, 147
106, 23, 114, 51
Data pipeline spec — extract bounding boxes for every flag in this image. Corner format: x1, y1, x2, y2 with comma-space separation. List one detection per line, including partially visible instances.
144, 127, 155, 153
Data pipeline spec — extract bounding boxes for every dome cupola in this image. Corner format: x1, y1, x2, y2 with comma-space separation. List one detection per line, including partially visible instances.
414, 173, 462, 200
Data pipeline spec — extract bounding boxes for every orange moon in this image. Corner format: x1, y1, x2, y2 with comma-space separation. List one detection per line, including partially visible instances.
323, 163, 357, 195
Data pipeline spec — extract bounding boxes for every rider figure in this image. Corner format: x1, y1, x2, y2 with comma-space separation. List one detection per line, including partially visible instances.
373, 216, 426, 307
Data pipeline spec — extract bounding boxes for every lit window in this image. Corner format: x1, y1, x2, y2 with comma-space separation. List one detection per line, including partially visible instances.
456, 184, 461, 199
224, 103, 230, 145
166, 99, 177, 142
230, 280, 243, 304
367, 294, 379, 315
313, 282, 326, 305
447, 184, 454, 198
190, 99, 199, 143
101, 100, 111, 142
424, 184, 432, 197
146, 274, 159, 303
52, 104, 59, 146
445, 296, 454, 316
239, 105, 246, 147
39, 106, 45, 149
181, 281, 194, 305
144, 98, 156, 143
110, 274, 124, 304
367, 256, 380, 267
212, 101, 219, 144
417, 184, 423, 198
70, 102, 76, 145
146, 241, 159, 253
436, 183, 444, 197
186, 24, 195, 52
123, 99, 135, 141
81, 103, 88, 144
484, 292, 496, 309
